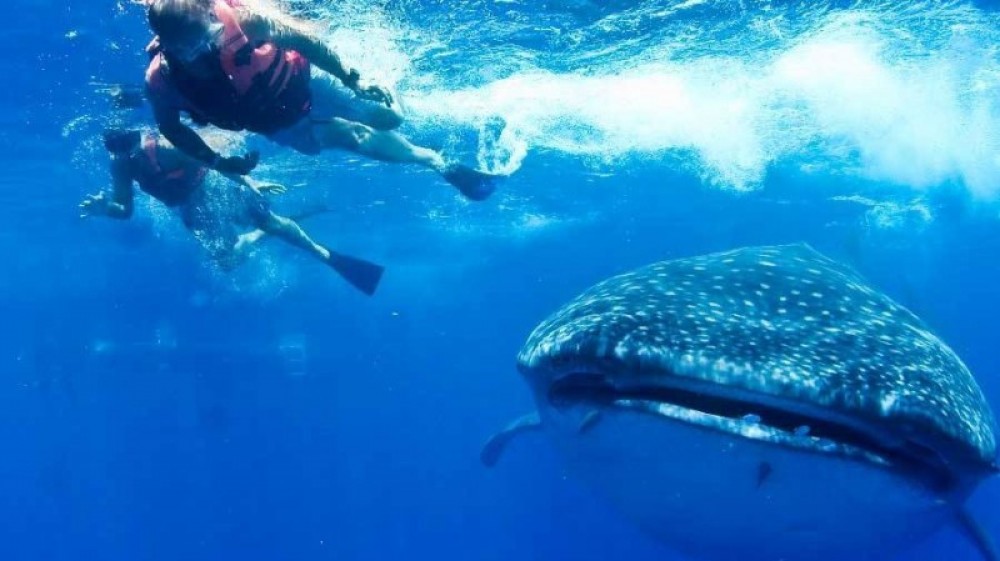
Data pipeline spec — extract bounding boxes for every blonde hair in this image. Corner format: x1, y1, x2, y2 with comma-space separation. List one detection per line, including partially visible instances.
237, 0, 322, 36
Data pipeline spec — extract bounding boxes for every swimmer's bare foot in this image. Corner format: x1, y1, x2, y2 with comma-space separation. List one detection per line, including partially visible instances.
234, 230, 267, 253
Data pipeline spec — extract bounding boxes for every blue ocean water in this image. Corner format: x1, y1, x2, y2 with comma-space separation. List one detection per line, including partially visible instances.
2, 0, 1000, 559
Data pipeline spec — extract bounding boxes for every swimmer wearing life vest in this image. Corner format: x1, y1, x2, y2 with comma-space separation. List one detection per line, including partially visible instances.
144, 0, 501, 201
80, 129, 384, 295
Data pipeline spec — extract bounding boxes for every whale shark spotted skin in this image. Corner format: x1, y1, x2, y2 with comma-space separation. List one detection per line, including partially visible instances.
486, 244, 998, 561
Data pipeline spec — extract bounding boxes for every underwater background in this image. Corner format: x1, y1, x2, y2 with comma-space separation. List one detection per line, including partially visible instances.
2, 0, 1000, 559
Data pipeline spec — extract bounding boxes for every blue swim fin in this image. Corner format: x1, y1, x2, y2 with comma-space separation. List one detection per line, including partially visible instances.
442, 164, 503, 201
327, 250, 385, 296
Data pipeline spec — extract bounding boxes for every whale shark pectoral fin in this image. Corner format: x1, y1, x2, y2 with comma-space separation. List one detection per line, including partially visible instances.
480, 412, 542, 468
957, 506, 998, 561
578, 410, 602, 434
756, 461, 773, 489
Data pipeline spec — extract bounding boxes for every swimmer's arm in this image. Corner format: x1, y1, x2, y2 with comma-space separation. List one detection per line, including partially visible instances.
240, 12, 357, 88
222, 172, 259, 192
222, 173, 288, 195
82, 156, 134, 219
152, 99, 258, 174
151, 100, 221, 166
107, 156, 136, 218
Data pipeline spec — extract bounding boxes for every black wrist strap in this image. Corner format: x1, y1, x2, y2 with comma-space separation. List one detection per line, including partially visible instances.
197, 148, 219, 167
344, 69, 360, 89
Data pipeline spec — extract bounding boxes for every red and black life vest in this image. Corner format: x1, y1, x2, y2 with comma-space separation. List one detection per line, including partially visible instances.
132, 134, 208, 207
148, 0, 312, 134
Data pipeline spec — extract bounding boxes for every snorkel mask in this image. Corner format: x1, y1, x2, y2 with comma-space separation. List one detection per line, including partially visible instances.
168, 19, 224, 63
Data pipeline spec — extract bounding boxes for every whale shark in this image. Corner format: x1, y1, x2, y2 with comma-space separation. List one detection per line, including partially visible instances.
483, 244, 998, 561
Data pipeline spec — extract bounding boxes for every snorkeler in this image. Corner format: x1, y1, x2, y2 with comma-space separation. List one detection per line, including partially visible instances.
142, 0, 502, 201
80, 129, 384, 295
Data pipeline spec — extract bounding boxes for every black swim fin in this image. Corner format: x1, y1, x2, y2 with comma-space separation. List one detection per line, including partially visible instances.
442, 163, 503, 201
289, 205, 334, 223
326, 250, 385, 296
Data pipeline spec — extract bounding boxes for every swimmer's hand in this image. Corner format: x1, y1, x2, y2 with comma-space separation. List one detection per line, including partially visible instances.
344, 69, 394, 107
79, 192, 109, 218
213, 151, 260, 175
355, 83, 393, 107
255, 182, 287, 195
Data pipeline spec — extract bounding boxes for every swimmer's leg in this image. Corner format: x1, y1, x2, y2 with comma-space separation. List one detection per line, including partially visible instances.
187, 224, 248, 271
257, 211, 384, 295
233, 229, 267, 255
231, 204, 333, 255
257, 212, 329, 262
316, 117, 444, 169
315, 118, 501, 201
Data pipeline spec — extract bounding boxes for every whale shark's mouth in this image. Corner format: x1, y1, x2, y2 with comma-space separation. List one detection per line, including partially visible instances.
547, 373, 959, 493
